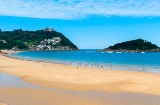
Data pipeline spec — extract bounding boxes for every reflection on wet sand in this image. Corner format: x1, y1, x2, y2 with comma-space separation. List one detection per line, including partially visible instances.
0, 73, 160, 105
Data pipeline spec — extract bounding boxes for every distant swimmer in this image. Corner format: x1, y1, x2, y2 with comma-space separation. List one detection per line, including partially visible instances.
101, 65, 103, 68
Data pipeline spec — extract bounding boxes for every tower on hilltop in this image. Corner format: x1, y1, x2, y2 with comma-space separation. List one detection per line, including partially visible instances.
42, 26, 54, 32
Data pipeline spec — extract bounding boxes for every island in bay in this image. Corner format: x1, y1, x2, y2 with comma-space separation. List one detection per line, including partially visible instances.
103, 39, 160, 52
0, 27, 78, 51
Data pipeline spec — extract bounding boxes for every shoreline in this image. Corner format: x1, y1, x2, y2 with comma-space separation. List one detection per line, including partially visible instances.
1, 53, 160, 105
0, 54, 160, 96
6, 50, 159, 74
0, 50, 23, 54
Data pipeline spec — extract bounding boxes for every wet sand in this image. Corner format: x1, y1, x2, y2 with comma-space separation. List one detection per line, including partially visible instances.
0, 73, 102, 105
0, 102, 7, 105
1, 87, 160, 105
0, 54, 160, 104
0, 88, 102, 105
0, 73, 160, 105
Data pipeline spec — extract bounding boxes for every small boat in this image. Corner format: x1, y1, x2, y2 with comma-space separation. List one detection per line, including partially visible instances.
108, 51, 113, 53
116, 52, 122, 53
141, 52, 145, 54
86, 51, 91, 52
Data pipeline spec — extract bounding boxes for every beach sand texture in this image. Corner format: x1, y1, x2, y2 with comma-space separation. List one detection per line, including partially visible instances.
0, 54, 160, 95
0, 54, 160, 105
0, 101, 7, 105
0, 88, 102, 105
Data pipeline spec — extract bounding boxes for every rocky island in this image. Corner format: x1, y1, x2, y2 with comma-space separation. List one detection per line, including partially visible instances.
0, 27, 78, 50
104, 39, 160, 52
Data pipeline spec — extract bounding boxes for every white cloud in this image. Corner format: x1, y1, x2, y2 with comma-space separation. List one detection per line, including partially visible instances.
0, 0, 160, 19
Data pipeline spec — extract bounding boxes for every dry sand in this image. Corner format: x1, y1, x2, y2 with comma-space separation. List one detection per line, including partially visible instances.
0, 54, 160, 104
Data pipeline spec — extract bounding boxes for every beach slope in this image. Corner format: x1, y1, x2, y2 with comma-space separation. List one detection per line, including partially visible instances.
0, 54, 160, 96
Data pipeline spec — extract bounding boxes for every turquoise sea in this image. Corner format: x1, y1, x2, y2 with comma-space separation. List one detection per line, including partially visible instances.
9, 50, 160, 73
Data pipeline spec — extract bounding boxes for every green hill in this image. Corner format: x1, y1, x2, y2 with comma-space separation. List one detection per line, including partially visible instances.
0, 28, 78, 50
105, 39, 159, 51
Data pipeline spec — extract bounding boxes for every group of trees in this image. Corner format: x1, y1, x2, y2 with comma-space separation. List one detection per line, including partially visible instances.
107, 39, 159, 51
0, 29, 78, 50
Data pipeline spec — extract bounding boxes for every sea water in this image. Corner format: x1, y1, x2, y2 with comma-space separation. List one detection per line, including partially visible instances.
9, 50, 160, 73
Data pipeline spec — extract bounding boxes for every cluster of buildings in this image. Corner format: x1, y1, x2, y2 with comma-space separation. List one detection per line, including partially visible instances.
29, 37, 71, 50
30, 37, 62, 50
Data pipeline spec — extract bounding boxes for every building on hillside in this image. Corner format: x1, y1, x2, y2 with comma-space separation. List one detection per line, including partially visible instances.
0, 40, 7, 43
42, 26, 54, 32
35, 37, 62, 50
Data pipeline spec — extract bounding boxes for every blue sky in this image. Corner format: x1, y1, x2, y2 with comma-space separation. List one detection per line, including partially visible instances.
0, 0, 160, 49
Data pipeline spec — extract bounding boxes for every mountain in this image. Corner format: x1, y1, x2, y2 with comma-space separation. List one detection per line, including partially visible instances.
0, 28, 78, 50
104, 39, 159, 51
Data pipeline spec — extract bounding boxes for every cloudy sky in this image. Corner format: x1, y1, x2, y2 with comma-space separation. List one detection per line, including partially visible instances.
0, 0, 160, 48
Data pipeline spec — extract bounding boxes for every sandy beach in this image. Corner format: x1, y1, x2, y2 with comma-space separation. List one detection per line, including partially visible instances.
0, 102, 7, 105
0, 54, 160, 105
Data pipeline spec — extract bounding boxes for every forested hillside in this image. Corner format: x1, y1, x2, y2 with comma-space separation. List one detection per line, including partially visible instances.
0, 29, 78, 50
105, 39, 159, 51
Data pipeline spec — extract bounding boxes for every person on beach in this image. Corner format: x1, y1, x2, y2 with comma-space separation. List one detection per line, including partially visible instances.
101, 65, 103, 68
145, 68, 147, 71
91, 64, 93, 67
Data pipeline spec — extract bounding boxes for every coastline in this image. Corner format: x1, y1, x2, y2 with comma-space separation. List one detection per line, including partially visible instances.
0, 53, 160, 104
0, 53, 160, 95
0, 50, 22, 54
7, 50, 160, 74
